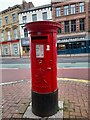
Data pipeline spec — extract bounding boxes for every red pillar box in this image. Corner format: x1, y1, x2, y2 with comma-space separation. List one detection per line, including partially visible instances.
25, 21, 61, 117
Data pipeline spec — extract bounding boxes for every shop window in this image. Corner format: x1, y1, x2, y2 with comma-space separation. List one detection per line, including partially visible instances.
57, 44, 66, 50
13, 44, 18, 55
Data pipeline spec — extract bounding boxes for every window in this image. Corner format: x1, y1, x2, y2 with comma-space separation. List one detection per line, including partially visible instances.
0, 19, 2, 26
64, 5, 69, 15
12, 13, 16, 22
79, 3, 84, 13
5, 16, 8, 24
56, 7, 61, 17
13, 29, 18, 39
64, 21, 69, 32
71, 20, 76, 32
58, 22, 62, 34
57, 44, 66, 50
7, 31, 11, 41
58, 28, 62, 34
4, 46, 8, 55
70, 4, 76, 14
22, 16, 27, 23
13, 44, 18, 55
79, 18, 85, 31
42, 12, 47, 20
1, 31, 4, 41
32, 14, 37, 21
24, 28, 28, 37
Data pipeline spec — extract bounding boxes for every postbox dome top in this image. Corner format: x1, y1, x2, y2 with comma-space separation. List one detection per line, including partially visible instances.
25, 21, 61, 33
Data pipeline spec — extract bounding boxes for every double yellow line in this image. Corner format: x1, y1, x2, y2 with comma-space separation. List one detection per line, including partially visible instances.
57, 78, 89, 84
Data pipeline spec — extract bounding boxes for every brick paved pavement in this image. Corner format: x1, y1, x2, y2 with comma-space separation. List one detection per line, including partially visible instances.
1, 79, 89, 119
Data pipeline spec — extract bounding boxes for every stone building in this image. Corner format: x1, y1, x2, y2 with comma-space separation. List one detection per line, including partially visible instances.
0, 1, 34, 57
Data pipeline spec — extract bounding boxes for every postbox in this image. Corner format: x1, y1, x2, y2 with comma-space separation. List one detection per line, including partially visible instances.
25, 21, 61, 117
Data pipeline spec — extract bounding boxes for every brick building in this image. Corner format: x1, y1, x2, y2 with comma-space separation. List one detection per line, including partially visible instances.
0, 1, 34, 57
51, 0, 90, 54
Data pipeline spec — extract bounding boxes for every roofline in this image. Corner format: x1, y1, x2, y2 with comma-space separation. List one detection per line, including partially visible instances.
0, 5, 21, 14
18, 4, 51, 14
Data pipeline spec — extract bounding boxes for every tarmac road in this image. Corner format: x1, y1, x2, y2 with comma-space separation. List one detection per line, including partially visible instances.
1, 68, 89, 83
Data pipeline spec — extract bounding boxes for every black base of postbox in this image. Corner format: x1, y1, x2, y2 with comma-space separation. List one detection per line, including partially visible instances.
32, 89, 58, 117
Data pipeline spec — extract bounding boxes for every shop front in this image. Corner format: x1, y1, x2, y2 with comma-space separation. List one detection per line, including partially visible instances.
1, 39, 21, 57
21, 38, 30, 56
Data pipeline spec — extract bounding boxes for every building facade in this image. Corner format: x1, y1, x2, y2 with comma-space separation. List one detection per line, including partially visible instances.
0, 1, 34, 57
51, 0, 90, 54
18, 4, 52, 56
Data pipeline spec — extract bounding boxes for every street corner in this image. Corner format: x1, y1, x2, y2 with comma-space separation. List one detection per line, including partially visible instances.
58, 79, 89, 119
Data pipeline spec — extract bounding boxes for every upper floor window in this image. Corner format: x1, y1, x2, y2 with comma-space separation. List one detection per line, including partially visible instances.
70, 4, 76, 14
7, 31, 11, 41
71, 20, 76, 32
42, 12, 47, 20
12, 13, 16, 22
5, 16, 8, 24
79, 3, 85, 13
79, 18, 85, 31
0, 19, 2, 26
64, 21, 69, 33
13, 28, 18, 39
64, 5, 69, 15
55, 7, 61, 17
24, 28, 28, 37
1, 31, 4, 41
58, 22, 62, 34
32, 14, 37, 22
22, 16, 27, 23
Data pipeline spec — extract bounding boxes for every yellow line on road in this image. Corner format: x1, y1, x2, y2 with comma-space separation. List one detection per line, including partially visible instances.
57, 78, 89, 84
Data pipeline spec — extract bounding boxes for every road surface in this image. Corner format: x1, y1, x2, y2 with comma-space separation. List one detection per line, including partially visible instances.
0, 57, 89, 83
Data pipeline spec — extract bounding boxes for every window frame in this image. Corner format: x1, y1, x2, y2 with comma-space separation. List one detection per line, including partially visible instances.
79, 2, 85, 13
12, 13, 16, 23
64, 21, 69, 33
5, 16, 8, 24
70, 4, 76, 14
55, 7, 61, 17
79, 18, 85, 31
42, 12, 47, 20
71, 20, 76, 32
0, 19, 2, 26
24, 28, 28, 38
64, 5, 69, 15
13, 28, 18, 39
32, 14, 37, 22
22, 16, 27, 23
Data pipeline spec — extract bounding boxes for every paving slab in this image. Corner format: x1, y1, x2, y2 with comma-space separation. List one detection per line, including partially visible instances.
23, 101, 63, 119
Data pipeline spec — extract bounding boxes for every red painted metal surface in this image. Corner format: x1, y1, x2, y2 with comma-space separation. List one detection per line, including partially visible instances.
26, 21, 61, 94
1, 39, 20, 45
